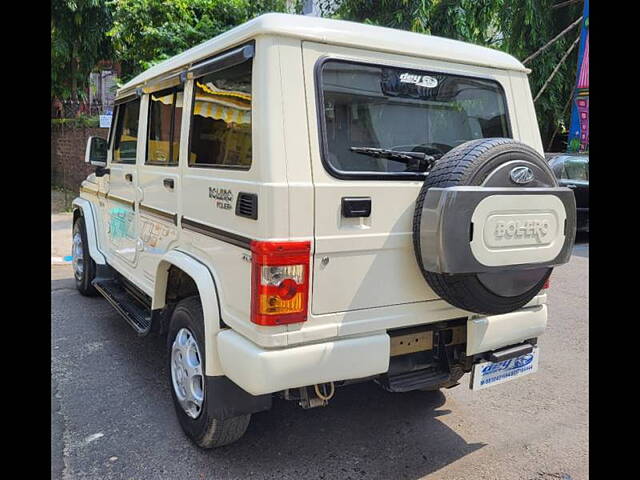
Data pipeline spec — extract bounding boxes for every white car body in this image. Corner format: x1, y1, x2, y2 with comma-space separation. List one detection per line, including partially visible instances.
75, 13, 550, 397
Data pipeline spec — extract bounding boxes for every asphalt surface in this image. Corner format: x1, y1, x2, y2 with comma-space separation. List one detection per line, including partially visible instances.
51, 214, 588, 480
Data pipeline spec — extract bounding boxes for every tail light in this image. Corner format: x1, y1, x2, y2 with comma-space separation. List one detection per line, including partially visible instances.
250, 240, 311, 326
542, 277, 550, 290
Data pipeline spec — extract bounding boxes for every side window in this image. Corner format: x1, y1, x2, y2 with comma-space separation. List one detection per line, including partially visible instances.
188, 59, 252, 169
564, 158, 588, 182
113, 98, 141, 164
146, 89, 183, 166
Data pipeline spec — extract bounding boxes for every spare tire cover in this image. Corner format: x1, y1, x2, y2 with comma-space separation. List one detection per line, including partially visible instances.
412, 138, 558, 315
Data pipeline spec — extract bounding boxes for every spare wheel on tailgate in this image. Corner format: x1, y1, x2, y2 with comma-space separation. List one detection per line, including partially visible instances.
412, 138, 576, 315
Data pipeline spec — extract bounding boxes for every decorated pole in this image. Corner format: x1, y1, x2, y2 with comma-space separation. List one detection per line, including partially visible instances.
567, 0, 589, 152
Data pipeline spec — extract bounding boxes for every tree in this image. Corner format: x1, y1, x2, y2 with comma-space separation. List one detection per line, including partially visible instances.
107, 0, 298, 82
328, 0, 583, 149
51, 0, 113, 102
497, 0, 583, 149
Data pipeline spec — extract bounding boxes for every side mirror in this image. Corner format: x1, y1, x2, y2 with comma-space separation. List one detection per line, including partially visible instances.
85, 136, 108, 167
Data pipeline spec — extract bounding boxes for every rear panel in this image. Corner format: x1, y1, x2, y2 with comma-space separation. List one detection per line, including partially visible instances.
301, 42, 525, 318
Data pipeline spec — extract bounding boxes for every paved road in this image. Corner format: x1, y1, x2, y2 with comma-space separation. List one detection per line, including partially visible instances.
52, 217, 588, 480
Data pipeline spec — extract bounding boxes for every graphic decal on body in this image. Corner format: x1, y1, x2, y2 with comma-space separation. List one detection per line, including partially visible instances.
140, 216, 176, 250
108, 207, 135, 240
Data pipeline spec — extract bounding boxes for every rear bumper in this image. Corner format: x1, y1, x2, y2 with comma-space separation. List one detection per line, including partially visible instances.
466, 304, 547, 355
217, 330, 390, 395
217, 304, 547, 395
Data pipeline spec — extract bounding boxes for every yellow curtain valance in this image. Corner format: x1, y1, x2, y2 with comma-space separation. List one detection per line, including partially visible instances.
193, 100, 251, 125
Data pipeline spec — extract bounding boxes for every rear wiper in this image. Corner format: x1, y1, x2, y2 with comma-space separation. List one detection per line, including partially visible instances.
349, 146, 434, 172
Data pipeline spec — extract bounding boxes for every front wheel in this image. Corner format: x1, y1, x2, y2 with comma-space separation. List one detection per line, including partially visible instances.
167, 296, 250, 448
72, 216, 97, 296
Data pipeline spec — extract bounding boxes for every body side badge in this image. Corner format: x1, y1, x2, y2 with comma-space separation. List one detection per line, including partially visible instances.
509, 166, 535, 185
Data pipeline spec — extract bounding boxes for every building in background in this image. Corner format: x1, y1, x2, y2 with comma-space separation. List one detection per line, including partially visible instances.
88, 60, 120, 115
53, 60, 120, 119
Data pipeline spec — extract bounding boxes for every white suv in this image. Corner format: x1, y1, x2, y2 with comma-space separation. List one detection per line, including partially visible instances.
73, 13, 576, 448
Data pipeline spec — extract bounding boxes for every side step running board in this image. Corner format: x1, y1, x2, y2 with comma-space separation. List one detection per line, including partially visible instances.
93, 278, 152, 335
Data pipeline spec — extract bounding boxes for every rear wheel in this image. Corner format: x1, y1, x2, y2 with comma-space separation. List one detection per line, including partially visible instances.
167, 296, 250, 448
72, 216, 97, 296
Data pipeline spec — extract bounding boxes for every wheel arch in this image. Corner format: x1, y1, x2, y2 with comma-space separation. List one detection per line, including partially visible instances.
72, 197, 106, 265
154, 250, 224, 376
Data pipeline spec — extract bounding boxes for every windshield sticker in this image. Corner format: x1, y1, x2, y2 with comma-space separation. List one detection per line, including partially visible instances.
381, 69, 445, 99
399, 73, 438, 88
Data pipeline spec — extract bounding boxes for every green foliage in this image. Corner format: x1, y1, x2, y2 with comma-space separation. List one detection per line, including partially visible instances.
497, 0, 583, 148
51, 0, 113, 100
51, 0, 583, 148
332, 0, 501, 43
107, 0, 297, 81
331, 0, 584, 149
51, 115, 101, 128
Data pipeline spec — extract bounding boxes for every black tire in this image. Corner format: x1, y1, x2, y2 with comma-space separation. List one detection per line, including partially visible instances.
167, 296, 250, 448
72, 216, 98, 296
413, 138, 554, 315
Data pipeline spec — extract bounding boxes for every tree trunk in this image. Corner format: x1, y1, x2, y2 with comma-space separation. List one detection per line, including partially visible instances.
70, 44, 78, 101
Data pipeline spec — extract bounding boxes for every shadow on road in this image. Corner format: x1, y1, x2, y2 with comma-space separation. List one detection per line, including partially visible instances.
232, 384, 485, 479
52, 273, 485, 479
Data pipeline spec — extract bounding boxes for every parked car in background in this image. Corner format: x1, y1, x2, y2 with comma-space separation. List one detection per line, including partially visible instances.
546, 153, 589, 233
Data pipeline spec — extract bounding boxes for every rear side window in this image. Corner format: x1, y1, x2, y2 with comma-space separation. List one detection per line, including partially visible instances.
564, 157, 588, 182
551, 156, 589, 181
318, 60, 511, 178
113, 99, 141, 164
146, 89, 183, 166
188, 59, 252, 169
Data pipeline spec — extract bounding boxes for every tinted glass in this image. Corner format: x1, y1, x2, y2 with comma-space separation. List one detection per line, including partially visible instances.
550, 155, 589, 181
146, 90, 183, 165
564, 156, 588, 181
113, 99, 141, 164
320, 61, 511, 175
189, 60, 252, 168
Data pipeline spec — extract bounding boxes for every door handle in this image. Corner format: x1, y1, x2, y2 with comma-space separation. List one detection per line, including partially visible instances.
163, 178, 175, 190
125, 173, 133, 182
341, 197, 371, 218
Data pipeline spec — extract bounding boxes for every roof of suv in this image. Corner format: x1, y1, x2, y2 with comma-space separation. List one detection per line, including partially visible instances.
119, 13, 526, 95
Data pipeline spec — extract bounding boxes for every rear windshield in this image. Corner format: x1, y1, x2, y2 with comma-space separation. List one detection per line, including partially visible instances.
318, 60, 511, 178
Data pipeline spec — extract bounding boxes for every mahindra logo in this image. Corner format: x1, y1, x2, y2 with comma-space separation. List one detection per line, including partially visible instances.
509, 166, 535, 185
495, 219, 550, 240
